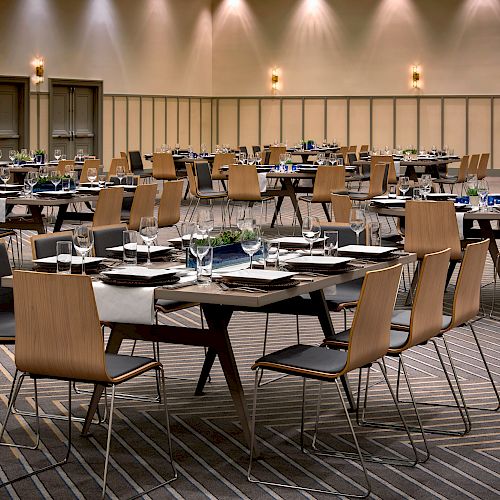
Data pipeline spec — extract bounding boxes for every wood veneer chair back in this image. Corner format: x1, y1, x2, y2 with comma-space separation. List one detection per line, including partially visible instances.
56, 160, 75, 176
360, 145, 369, 152
405, 249, 451, 349
337, 146, 348, 164
404, 200, 462, 260
120, 151, 130, 171
311, 166, 345, 203
158, 180, 183, 227
346, 264, 402, 371
268, 146, 286, 166
128, 183, 157, 230
31, 231, 73, 260
467, 154, 480, 177
347, 145, 357, 153
371, 155, 397, 184
92, 187, 124, 227
331, 194, 352, 223
81, 159, 100, 183
152, 152, 177, 181
107, 157, 129, 180
185, 162, 198, 197
368, 162, 389, 197
456, 155, 470, 183
477, 153, 490, 180
212, 153, 235, 180
0, 241, 13, 310
13, 271, 111, 382
227, 164, 262, 201
450, 239, 489, 328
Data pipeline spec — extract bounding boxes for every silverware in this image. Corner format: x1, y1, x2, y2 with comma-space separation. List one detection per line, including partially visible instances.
217, 282, 267, 293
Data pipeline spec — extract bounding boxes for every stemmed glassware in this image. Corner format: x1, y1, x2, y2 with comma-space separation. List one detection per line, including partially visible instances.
197, 206, 214, 234
26, 171, 38, 197
349, 208, 365, 245
239, 152, 247, 165
73, 225, 94, 275
181, 221, 197, 261
116, 165, 126, 184
87, 167, 97, 187
139, 216, 159, 265
477, 179, 489, 211
50, 170, 61, 192
399, 176, 410, 197
0, 167, 10, 190
247, 153, 255, 165
77, 148, 84, 161
9, 150, 16, 165
240, 220, 262, 269
255, 151, 262, 165
419, 174, 432, 200
189, 231, 212, 282
301, 216, 321, 256
54, 149, 61, 161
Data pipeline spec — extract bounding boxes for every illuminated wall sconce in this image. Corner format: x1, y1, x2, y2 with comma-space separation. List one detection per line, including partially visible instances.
411, 65, 420, 89
32, 57, 44, 85
271, 68, 279, 94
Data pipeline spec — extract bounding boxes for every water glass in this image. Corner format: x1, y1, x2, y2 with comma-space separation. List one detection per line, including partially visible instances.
139, 216, 159, 265
87, 167, 97, 187
54, 149, 62, 161
240, 220, 262, 268
181, 221, 197, 260
197, 206, 214, 234
399, 176, 410, 197
196, 246, 213, 285
323, 231, 339, 256
98, 174, 107, 188
412, 188, 422, 201
263, 240, 280, 270
123, 230, 138, 265
56, 241, 72, 274
0, 167, 10, 188
302, 216, 321, 255
116, 165, 126, 184
388, 185, 397, 198
61, 178, 71, 191
477, 179, 489, 211
73, 226, 94, 274
349, 208, 365, 245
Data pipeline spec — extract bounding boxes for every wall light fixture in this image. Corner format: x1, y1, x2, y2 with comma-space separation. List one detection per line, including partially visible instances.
32, 57, 44, 85
411, 65, 420, 89
271, 68, 279, 94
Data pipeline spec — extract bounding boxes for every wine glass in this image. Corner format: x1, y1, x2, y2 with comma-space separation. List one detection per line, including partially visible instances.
399, 176, 410, 197
27, 171, 38, 197
247, 153, 255, 165
0, 167, 10, 190
197, 206, 214, 234
54, 148, 61, 161
236, 204, 254, 229
9, 150, 16, 165
181, 221, 197, 261
87, 167, 97, 187
349, 208, 365, 245
255, 151, 262, 165
477, 179, 489, 211
189, 232, 212, 280
419, 174, 432, 200
240, 221, 262, 269
139, 216, 159, 265
50, 170, 61, 192
301, 216, 321, 256
175, 143, 180, 154
77, 148, 84, 161
73, 225, 94, 275
116, 165, 125, 185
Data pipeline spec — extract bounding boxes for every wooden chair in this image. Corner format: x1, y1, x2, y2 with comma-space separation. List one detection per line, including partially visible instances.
337, 146, 348, 164
107, 157, 129, 180
248, 264, 421, 495
298, 166, 346, 220
331, 193, 352, 223
56, 160, 75, 176
92, 187, 124, 227
0, 271, 176, 496
92, 223, 128, 257
212, 152, 235, 184
125, 183, 157, 231
348, 162, 389, 201
0, 242, 14, 345
158, 180, 183, 230
268, 146, 286, 165
467, 154, 480, 177
31, 231, 74, 260
434, 155, 469, 193
80, 158, 100, 183
152, 152, 178, 181
477, 153, 490, 180
128, 150, 145, 176
371, 155, 397, 184
347, 145, 357, 154
360, 145, 369, 152
120, 151, 130, 171
252, 145, 261, 154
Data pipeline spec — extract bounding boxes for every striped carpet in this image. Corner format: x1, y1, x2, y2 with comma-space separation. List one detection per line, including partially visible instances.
0, 188, 499, 499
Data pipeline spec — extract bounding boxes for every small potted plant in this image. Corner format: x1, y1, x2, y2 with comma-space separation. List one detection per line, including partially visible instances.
14, 151, 30, 165
35, 149, 46, 164
466, 185, 479, 206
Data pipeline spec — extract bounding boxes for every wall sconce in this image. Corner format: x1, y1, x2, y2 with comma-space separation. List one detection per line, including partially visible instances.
271, 68, 279, 94
411, 65, 420, 89
32, 57, 44, 85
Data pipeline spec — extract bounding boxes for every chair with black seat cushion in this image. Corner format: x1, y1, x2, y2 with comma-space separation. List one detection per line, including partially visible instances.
0, 242, 14, 345
92, 223, 128, 257
252, 145, 261, 154
348, 163, 389, 201
128, 150, 145, 176
434, 155, 469, 193
0, 271, 177, 496
31, 231, 74, 259
239, 146, 248, 155
248, 264, 421, 496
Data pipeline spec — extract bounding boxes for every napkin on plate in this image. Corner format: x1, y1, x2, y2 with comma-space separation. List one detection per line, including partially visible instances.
0, 198, 6, 223
92, 281, 155, 325
258, 172, 267, 193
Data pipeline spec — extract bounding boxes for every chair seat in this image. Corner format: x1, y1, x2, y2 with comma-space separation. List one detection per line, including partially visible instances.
198, 189, 227, 199
324, 328, 409, 350
253, 344, 347, 381
435, 176, 458, 184
0, 311, 15, 343
105, 353, 160, 383
391, 309, 452, 330
299, 279, 362, 311
348, 192, 371, 200
155, 299, 198, 313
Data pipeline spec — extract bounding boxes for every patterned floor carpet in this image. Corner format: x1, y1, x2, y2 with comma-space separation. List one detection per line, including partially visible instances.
1, 186, 499, 499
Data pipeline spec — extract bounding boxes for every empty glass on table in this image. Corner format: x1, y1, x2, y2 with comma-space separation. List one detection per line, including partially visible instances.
399, 176, 410, 197
87, 167, 97, 187
197, 206, 214, 234
302, 216, 321, 255
50, 170, 61, 191
9, 150, 16, 165
116, 165, 126, 185
323, 230, 339, 256
0, 167, 10, 189
240, 220, 262, 269
26, 171, 38, 197
189, 232, 213, 284
56, 241, 72, 274
73, 226, 94, 275
54, 149, 62, 161
139, 216, 159, 265
349, 208, 365, 245
477, 179, 489, 211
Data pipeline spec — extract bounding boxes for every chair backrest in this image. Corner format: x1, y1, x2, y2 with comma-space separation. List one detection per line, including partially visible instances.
92, 223, 128, 257
368, 162, 389, 197
57, 160, 75, 176
195, 162, 214, 193
467, 154, 480, 176
347, 152, 358, 166
31, 231, 74, 259
360, 145, 369, 152
347, 145, 357, 153
407, 249, 451, 348
13, 271, 111, 382
456, 155, 470, 183
227, 164, 262, 201
120, 151, 130, 171
345, 264, 402, 372
128, 151, 144, 173
263, 150, 271, 164
107, 157, 129, 180
321, 222, 366, 246
212, 153, 235, 180
337, 146, 348, 163
477, 153, 490, 180
152, 152, 177, 181
371, 155, 397, 184
451, 239, 489, 327
404, 200, 462, 260
128, 183, 157, 231
311, 166, 345, 202
331, 194, 352, 223
81, 159, 101, 183
0, 241, 13, 311
92, 187, 124, 227
185, 162, 198, 197
268, 146, 286, 165
252, 145, 261, 154
239, 146, 248, 155
158, 180, 183, 227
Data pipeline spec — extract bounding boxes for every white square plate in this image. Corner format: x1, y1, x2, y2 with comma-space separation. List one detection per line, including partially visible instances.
101, 267, 178, 279
34, 256, 104, 265
286, 256, 352, 266
220, 269, 296, 283
339, 245, 397, 255
106, 245, 173, 254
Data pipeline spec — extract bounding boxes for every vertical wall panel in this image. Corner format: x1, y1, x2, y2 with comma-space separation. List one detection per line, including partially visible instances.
282, 99, 302, 146
114, 97, 127, 158
304, 99, 324, 145
494, 99, 500, 169
419, 98, 441, 151
218, 98, 238, 148
349, 99, 370, 148
128, 97, 141, 153
443, 98, 466, 157
239, 99, 259, 150
372, 99, 393, 150
178, 98, 190, 147
468, 98, 491, 167
140, 97, 153, 154
190, 99, 201, 151
39, 94, 49, 153
201, 99, 212, 150
327, 99, 347, 147
29, 94, 38, 151
153, 98, 166, 152
166, 98, 178, 147
103, 96, 113, 170
260, 99, 280, 146
395, 98, 418, 149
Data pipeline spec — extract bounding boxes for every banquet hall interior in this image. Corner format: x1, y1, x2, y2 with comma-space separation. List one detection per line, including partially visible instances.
0, 0, 499, 498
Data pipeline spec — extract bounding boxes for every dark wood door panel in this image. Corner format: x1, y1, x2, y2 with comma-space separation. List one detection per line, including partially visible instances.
0, 84, 19, 137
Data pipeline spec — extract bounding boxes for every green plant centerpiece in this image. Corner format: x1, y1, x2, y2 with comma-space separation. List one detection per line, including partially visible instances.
14, 152, 31, 165
34, 149, 46, 163
466, 184, 479, 206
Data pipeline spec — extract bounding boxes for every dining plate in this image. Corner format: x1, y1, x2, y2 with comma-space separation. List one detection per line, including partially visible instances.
285, 256, 353, 267
33, 256, 104, 265
338, 245, 398, 256
101, 267, 179, 281
35, 190, 77, 198
106, 245, 174, 255
270, 236, 326, 248
219, 269, 296, 284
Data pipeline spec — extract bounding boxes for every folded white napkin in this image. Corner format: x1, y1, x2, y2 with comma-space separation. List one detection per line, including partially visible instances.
394, 161, 401, 177
456, 213, 465, 240
258, 172, 267, 193
0, 199, 5, 223
92, 281, 155, 325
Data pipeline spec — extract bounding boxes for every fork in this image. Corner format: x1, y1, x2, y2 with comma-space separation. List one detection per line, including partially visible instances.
217, 282, 267, 293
